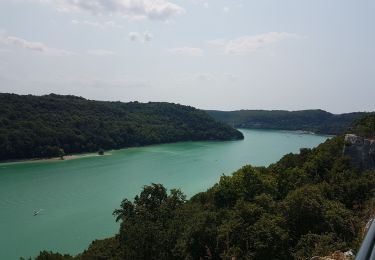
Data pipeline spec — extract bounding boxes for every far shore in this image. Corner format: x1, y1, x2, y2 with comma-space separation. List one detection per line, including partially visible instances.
0, 128, 333, 166
0, 152, 112, 165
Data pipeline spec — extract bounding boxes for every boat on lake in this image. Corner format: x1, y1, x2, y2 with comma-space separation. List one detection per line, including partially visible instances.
33, 209, 42, 216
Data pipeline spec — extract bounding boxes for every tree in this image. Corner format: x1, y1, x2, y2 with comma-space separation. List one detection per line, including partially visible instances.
247, 215, 290, 260
113, 184, 186, 259
282, 185, 327, 238
58, 148, 65, 160
292, 233, 346, 260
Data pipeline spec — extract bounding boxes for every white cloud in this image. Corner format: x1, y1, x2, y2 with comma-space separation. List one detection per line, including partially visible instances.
128, 32, 139, 41
167, 47, 204, 57
210, 32, 301, 55
128, 31, 153, 42
175, 72, 212, 84
223, 6, 230, 13
177, 72, 237, 83
143, 32, 153, 42
223, 73, 238, 81
36, 0, 184, 21
71, 76, 150, 89
207, 39, 226, 46
71, 19, 123, 29
0, 35, 74, 56
87, 49, 115, 56
196, 73, 238, 81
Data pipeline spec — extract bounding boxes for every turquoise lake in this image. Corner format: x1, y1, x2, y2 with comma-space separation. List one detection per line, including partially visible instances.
0, 129, 330, 259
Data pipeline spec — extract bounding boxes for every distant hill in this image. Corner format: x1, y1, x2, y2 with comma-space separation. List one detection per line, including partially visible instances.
206, 109, 370, 135
0, 93, 243, 161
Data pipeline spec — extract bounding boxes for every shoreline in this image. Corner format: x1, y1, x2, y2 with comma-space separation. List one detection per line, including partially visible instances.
0, 138, 244, 166
0, 128, 332, 166
0, 153, 106, 166
237, 127, 336, 137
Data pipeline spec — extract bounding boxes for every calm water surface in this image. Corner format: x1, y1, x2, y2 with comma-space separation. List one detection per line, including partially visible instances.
0, 129, 329, 259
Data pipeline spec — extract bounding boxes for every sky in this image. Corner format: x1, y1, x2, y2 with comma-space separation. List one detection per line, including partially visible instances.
0, 0, 374, 113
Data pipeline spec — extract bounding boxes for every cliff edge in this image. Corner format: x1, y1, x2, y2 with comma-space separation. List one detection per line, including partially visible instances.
344, 134, 375, 171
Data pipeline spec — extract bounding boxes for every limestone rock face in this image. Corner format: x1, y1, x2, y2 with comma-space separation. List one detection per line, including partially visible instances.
310, 250, 355, 260
344, 134, 375, 171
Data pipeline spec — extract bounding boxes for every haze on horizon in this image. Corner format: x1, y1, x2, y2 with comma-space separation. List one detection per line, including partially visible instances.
0, 0, 374, 114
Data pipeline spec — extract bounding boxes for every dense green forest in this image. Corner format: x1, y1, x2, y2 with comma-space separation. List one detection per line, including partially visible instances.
353, 113, 375, 138
0, 93, 243, 161
206, 109, 369, 135
31, 114, 375, 260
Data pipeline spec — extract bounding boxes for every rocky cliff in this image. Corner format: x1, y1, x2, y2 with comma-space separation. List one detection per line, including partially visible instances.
310, 250, 355, 260
344, 134, 375, 171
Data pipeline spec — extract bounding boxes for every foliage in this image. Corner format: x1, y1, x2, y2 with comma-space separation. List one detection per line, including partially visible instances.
0, 93, 243, 161
352, 113, 375, 137
112, 184, 186, 260
34, 251, 73, 260
207, 109, 369, 135
78, 237, 124, 260
292, 233, 347, 260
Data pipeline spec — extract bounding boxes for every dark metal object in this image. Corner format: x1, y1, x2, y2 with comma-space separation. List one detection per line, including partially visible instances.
356, 219, 375, 260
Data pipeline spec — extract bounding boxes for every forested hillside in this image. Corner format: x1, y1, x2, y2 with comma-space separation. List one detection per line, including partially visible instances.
207, 109, 369, 135
353, 113, 375, 138
33, 114, 375, 260
0, 93, 243, 161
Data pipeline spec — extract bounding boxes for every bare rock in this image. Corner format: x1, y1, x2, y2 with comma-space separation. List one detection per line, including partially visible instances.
310, 250, 355, 260
344, 134, 375, 171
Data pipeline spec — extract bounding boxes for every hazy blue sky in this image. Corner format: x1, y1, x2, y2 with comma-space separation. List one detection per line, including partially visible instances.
0, 0, 374, 113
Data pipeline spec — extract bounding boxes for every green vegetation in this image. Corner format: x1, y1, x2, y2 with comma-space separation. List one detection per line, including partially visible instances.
353, 113, 375, 138
32, 133, 375, 259
0, 93, 243, 161
206, 109, 370, 135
